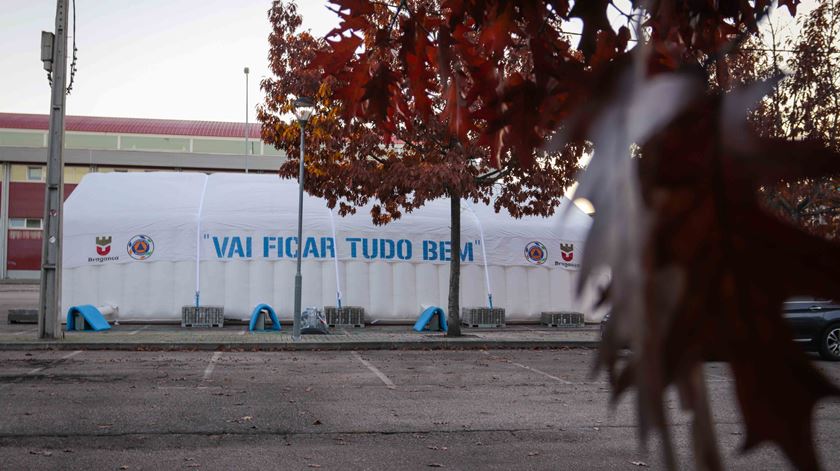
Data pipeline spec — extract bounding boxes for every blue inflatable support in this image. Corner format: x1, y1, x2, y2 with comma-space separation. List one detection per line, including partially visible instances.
249, 304, 281, 332
413, 306, 447, 332
66, 305, 111, 332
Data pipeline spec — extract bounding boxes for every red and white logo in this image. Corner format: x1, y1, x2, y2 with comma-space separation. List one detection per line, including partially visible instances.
96, 236, 112, 256
560, 243, 574, 262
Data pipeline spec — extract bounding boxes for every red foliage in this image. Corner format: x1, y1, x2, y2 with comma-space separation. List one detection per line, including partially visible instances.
308, 1, 840, 470
259, 1, 585, 336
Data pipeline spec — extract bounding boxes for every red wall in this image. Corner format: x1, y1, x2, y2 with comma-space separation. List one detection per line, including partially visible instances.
7, 183, 78, 272
7, 230, 42, 271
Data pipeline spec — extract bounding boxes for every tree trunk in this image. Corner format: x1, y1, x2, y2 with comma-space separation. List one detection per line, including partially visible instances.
446, 191, 462, 337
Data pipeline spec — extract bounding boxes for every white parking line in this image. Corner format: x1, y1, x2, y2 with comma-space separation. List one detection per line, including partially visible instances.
203, 351, 222, 381
127, 325, 150, 336
482, 351, 573, 385
352, 351, 396, 389
26, 350, 82, 375
62, 350, 83, 360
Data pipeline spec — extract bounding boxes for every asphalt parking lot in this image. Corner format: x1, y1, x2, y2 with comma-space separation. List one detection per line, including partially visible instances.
0, 283, 38, 322
1, 349, 839, 470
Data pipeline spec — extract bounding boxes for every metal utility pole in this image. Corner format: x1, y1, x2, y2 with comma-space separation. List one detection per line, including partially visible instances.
244, 67, 249, 174
38, 0, 69, 339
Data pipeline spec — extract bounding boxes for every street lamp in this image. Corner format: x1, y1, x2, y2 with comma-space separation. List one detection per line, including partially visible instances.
292, 96, 315, 340
244, 67, 250, 174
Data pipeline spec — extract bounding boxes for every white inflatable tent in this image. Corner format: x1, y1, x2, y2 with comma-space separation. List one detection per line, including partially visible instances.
62, 172, 594, 323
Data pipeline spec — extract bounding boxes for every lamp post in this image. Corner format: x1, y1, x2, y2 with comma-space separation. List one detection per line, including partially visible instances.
292, 96, 315, 340
244, 67, 250, 174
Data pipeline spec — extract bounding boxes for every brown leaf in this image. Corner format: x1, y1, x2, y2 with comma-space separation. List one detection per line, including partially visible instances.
631, 82, 840, 470
569, 0, 611, 59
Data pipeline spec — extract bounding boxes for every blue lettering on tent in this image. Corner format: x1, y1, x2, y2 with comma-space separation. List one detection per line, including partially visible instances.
212, 236, 253, 259
321, 237, 335, 258
423, 240, 437, 261
397, 239, 412, 260
263, 236, 281, 258
460, 242, 473, 262
346, 238, 361, 258
263, 236, 333, 259
229, 237, 245, 258
213, 237, 229, 258
285, 237, 298, 258
439, 241, 451, 261
362, 238, 378, 259
211, 235, 472, 262
380, 239, 395, 260
420, 240, 472, 262
303, 237, 319, 258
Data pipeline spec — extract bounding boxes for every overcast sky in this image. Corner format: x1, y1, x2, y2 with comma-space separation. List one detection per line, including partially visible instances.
0, 1, 815, 124
0, 0, 340, 123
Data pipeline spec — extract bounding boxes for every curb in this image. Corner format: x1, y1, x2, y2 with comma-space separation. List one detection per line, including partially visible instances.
0, 340, 599, 352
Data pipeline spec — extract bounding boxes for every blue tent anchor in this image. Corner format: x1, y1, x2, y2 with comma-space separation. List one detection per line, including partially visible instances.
66, 305, 112, 332
249, 304, 281, 332
413, 306, 447, 332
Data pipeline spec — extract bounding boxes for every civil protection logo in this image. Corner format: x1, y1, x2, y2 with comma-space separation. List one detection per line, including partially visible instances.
95, 236, 112, 256
127, 235, 154, 260
524, 241, 547, 265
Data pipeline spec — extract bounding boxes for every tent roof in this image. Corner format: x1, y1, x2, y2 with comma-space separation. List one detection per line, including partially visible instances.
65, 172, 592, 240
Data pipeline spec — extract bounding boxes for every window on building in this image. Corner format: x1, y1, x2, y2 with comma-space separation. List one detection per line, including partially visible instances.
0, 131, 46, 148
9, 218, 42, 230
27, 167, 43, 181
120, 135, 189, 152
65, 133, 119, 150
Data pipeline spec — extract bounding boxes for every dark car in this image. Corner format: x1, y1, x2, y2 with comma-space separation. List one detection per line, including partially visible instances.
599, 299, 840, 362
784, 298, 840, 361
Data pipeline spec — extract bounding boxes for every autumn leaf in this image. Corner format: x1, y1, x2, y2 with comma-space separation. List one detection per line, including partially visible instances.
629, 81, 840, 471
569, 0, 611, 59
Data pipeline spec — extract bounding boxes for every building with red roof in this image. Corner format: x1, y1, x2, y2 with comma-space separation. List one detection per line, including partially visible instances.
0, 112, 285, 279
